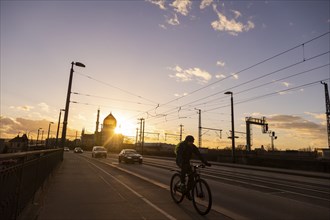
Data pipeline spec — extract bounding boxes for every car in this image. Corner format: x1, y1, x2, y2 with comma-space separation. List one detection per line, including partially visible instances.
74, 147, 83, 153
64, 147, 70, 152
118, 149, 143, 164
92, 146, 107, 158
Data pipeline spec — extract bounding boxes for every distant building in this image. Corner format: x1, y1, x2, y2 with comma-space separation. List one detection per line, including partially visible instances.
102, 112, 117, 147
81, 110, 123, 150
7, 134, 29, 153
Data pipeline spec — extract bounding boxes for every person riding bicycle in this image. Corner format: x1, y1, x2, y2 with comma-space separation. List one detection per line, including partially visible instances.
175, 135, 211, 199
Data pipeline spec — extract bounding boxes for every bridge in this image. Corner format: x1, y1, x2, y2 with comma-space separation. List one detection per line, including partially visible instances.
1, 150, 330, 220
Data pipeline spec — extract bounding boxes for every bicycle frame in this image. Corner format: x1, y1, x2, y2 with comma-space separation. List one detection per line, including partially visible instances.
170, 163, 212, 215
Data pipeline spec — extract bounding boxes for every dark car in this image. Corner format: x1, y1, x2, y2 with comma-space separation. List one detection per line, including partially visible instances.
74, 147, 83, 153
92, 146, 107, 158
118, 149, 143, 164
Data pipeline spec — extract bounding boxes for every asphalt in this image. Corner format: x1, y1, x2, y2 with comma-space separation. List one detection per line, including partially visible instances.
21, 154, 165, 220
19, 153, 231, 220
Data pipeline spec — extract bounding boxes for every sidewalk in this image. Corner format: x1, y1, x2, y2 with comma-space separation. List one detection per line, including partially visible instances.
21, 154, 169, 220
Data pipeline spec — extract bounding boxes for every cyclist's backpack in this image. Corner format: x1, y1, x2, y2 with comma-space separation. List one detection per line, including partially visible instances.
175, 141, 184, 166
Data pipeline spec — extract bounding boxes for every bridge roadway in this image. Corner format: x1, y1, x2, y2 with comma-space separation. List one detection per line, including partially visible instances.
20, 151, 330, 220
20, 152, 229, 220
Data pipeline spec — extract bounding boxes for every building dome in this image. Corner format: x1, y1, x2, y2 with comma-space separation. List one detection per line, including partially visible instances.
103, 113, 117, 127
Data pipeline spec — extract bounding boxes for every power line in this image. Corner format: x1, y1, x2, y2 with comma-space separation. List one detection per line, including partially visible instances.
71, 91, 156, 107
132, 31, 330, 119
195, 63, 330, 108
75, 71, 159, 105
205, 78, 330, 112
70, 100, 145, 113
149, 76, 329, 126
145, 51, 329, 121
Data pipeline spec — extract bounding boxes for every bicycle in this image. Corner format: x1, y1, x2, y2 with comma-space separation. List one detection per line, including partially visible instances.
170, 164, 212, 215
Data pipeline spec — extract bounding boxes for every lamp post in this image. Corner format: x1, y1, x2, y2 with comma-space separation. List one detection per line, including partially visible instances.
41, 130, 44, 145
61, 61, 86, 148
46, 122, 54, 147
56, 109, 65, 147
225, 91, 236, 163
36, 128, 42, 146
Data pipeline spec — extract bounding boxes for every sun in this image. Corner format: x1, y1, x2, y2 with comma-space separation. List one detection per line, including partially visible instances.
114, 117, 136, 137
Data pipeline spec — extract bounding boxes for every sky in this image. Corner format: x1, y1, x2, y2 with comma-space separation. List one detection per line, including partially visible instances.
1, 0, 329, 150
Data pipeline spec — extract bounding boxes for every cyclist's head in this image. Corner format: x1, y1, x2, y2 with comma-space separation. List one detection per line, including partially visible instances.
185, 135, 195, 144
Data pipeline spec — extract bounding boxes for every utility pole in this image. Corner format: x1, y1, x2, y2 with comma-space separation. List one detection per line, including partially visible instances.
196, 109, 202, 148
138, 118, 145, 154
180, 124, 183, 142
142, 119, 145, 155
61, 62, 85, 148
135, 128, 139, 145
321, 82, 330, 148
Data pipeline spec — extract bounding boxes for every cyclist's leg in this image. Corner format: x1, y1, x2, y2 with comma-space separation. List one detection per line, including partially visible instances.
180, 163, 190, 191
186, 165, 194, 191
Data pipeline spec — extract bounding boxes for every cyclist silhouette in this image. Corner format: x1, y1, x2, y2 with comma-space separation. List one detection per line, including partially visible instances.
176, 135, 211, 199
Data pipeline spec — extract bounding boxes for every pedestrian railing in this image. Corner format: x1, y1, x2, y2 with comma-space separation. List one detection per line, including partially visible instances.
0, 149, 63, 220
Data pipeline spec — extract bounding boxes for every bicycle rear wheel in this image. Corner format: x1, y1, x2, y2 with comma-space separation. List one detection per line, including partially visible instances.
192, 179, 212, 215
170, 173, 184, 203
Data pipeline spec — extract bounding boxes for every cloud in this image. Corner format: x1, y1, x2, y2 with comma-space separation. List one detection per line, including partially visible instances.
304, 112, 327, 122
10, 105, 34, 111
231, 10, 241, 19
268, 114, 326, 139
167, 13, 180, 25
231, 73, 239, 79
215, 74, 226, 79
147, 0, 166, 10
159, 24, 167, 29
174, 92, 188, 97
169, 65, 212, 84
170, 0, 192, 16
38, 102, 50, 112
211, 4, 255, 36
200, 0, 213, 9
0, 116, 78, 139
216, 60, 226, 67
282, 82, 291, 87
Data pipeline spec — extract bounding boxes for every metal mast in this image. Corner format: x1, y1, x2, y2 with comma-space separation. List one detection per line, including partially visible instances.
321, 82, 330, 148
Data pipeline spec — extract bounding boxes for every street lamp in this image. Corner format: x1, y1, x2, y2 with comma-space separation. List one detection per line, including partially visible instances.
225, 91, 236, 163
41, 130, 44, 145
61, 61, 86, 148
55, 109, 65, 147
36, 128, 42, 146
46, 122, 54, 147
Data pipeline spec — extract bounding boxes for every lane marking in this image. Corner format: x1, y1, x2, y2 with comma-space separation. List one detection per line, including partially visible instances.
83, 158, 176, 220
85, 155, 247, 219
103, 160, 242, 219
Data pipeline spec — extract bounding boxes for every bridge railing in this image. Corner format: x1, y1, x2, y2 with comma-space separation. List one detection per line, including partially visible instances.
0, 149, 63, 220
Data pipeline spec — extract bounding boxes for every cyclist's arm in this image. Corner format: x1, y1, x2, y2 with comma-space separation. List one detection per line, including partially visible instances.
192, 145, 209, 165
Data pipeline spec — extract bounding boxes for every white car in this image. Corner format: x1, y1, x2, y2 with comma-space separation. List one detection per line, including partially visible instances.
92, 146, 107, 158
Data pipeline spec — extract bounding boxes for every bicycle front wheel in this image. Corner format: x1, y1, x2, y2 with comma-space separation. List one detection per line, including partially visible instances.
170, 173, 184, 203
192, 179, 212, 215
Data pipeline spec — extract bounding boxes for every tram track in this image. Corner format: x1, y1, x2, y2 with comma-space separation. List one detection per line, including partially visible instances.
141, 157, 330, 208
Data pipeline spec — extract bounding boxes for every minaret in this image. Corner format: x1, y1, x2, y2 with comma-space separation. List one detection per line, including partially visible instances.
95, 108, 100, 133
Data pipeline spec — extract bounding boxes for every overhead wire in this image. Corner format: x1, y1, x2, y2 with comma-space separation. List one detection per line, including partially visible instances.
71, 91, 157, 107
69, 32, 329, 135
131, 31, 330, 120
74, 71, 159, 105
195, 63, 330, 108
204, 78, 330, 112
145, 51, 329, 121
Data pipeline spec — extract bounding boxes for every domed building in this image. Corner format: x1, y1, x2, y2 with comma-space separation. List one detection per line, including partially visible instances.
81, 110, 123, 150
102, 112, 117, 147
